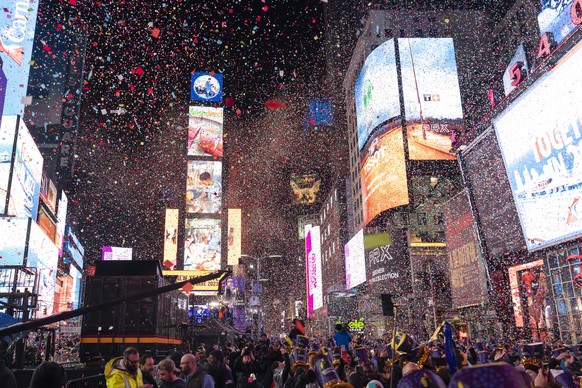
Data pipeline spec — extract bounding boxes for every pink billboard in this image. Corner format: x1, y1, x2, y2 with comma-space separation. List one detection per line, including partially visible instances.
305, 226, 322, 318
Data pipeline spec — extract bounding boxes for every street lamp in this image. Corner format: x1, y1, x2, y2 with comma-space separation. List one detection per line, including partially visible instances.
239, 254, 282, 338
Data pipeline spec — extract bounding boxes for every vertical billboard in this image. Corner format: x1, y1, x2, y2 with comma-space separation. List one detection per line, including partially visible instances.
163, 209, 179, 269
55, 191, 67, 256
399, 38, 463, 160
364, 229, 411, 294
355, 39, 400, 150
502, 43, 530, 96
307, 98, 334, 126
184, 218, 221, 271
0, 116, 18, 210
305, 225, 323, 317
494, 40, 582, 251
27, 221, 59, 317
39, 173, 57, 215
538, 0, 578, 45
443, 190, 488, 309
186, 160, 222, 214
190, 72, 223, 102
508, 259, 549, 332
345, 229, 366, 289
360, 123, 408, 225
0, 0, 40, 121
0, 217, 29, 266
290, 173, 322, 205
227, 208, 242, 266
101, 246, 133, 261
188, 106, 223, 157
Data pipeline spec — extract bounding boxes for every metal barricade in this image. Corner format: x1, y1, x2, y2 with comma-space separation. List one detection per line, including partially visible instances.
64, 373, 105, 388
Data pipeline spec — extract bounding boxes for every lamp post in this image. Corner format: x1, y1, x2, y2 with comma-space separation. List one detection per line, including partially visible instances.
239, 254, 282, 338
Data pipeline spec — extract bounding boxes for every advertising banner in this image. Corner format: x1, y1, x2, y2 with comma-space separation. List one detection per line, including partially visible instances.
69, 264, 82, 309
494, 40, 582, 251
443, 190, 488, 309
290, 173, 322, 205
365, 228, 411, 294
190, 72, 223, 102
27, 221, 59, 317
55, 191, 67, 256
345, 229, 366, 289
508, 259, 549, 332
0, 217, 29, 266
186, 160, 222, 214
188, 106, 223, 157
538, 0, 577, 46
460, 129, 525, 256
39, 173, 57, 215
306, 98, 334, 126
162, 270, 227, 293
0, 116, 18, 212
502, 43, 530, 96
101, 246, 133, 261
227, 208, 242, 266
0, 0, 40, 121
65, 226, 84, 269
305, 225, 323, 317
360, 123, 408, 225
355, 39, 400, 150
399, 38, 463, 160
184, 218, 221, 271
163, 208, 179, 269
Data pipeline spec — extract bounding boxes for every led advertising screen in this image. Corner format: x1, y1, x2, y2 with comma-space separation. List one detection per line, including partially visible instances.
306, 225, 323, 317
186, 160, 222, 214
290, 172, 322, 205
502, 43, 530, 96
0, 116, 18, 211
460, 129, 525, 256
39, 173, 57, 215
27, 221, 58, 317
494, 41, 582, 251
355, 39, 400, 150
364, 229, 411, 294
8, 119, 43, 220
227, 208, 242, 266
0, 217, 29, 266
70, 265, 82, 309
184, 218, 221, 271
55, 191, 67, 256
190, 72, 223, 102
443, 190, 488, 309
163, 270, 227, 294
399, 38, 463, 160
344, 229, 366, 289
163, 209, 179, 269
0, 0, 40, 120
360, 123, 408, 225
101, 246, 133, 261
508, 259, 549, 332
307, 98, 334, 126
538, 0, 577, 46
188, 106, 223, 157
65, 226, 84, 269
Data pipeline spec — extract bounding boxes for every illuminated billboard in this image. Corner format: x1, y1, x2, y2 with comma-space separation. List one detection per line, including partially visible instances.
399, 38, 463, 160
188, 106, 223, 157
344, 229, 366, 289
538, 0, 577, 46
186, 160, 222, 214
290, 173, 322, 205
365, 229, 410, 294
55, 191, 67, 256
508, 259, 548, 331
0, 116, 18, 210
0, 217, 29, 266
305, 225, 323, 317
184, 218, 221, 271
163, 270, 227, 294
27, 221, 59, 317
502, 43, 530, 96
494, 40, 582, 251
101, 246, 133, 261
190, 72, 223, 102
307, 98, 334, 126
0, 0, 40, 120
360, 124, 408, 225
163, 209, 179, 269
227, 208, 242, 266
39, 173, 57, 215
355, 39, 400, 150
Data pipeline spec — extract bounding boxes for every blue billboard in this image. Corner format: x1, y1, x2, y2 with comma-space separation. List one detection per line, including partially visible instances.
355, 39, 400, 150
307, 98, 334, 126
0, 0, 40, 123
190, 72, 223, 102
538, 0, 578, 45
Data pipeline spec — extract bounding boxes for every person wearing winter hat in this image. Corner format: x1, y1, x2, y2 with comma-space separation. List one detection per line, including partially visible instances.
207, 349, 234, 388
29, 361, 67, 388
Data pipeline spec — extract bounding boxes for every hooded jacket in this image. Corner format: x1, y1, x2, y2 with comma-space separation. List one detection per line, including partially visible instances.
105, 356, 145, 388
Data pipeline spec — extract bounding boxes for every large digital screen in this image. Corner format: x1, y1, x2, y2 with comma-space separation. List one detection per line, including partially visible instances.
494, 40, 582, 251
163, 270, 227, 294
443, 190, 488, 309
502, 43, 530, 96
27, 221, 58, 317
8, 119, 43, 220
508, 259, 549, 331
39, 173, 57, 216
307, 98, 334, 126
0, 0, 40, 120
0, 217, 29, 266
55, 191, 67, 256
101, 246, 133, 261
186, 160, 222, 214
460, 129, 525, 256
163, 209, 179, 269
290, 173, 322, 205
227, 208, 242, 266
399, 38, 463, 160
65, 226, 84, 269
0, 116, 18, 211
344, 229, 366, 289
364, 229, 410, 294
538, 0, 577, 46
70, 265, 82, 309
184, 218, 221, 271
360, 124, 408, 225
305, 225, 323, 317
190, 72, 223, 102
188, 106, 223, 157
355, 39, 400, 150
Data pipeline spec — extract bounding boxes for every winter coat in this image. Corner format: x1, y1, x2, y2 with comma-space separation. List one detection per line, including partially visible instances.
105, 356, 144, 388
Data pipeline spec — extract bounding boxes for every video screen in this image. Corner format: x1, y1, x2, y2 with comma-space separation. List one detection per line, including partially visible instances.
538, 0, 577, 46
227, 209, 242, 266
365, 229, 410, 294
163, 209, 179, 269
188, 106, 223, 157
344, 229, 365, 289
0, 217, 29, 266
494, 40, 582, 251
184, 218, 221, 271
290, 173, 322, 205
186, 160, 222, 214
190, 72, 223, 102
305, 225, 322, 317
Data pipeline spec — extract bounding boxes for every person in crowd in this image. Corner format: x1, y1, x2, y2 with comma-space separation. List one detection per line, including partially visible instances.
158, 359, 186, 388
105, 347, 147, 388
362, 362, 388, 387
140, 354, 159, 388
232, 346, 262, 388
29, 361, 67, 388
196, 346, 209, 370
180, 353, 215, 388
207, 349, 234, 388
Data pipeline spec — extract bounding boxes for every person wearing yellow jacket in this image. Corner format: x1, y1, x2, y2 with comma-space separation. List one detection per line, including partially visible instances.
105, 347, 151, 388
